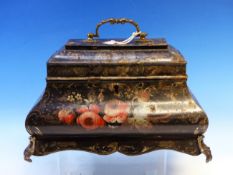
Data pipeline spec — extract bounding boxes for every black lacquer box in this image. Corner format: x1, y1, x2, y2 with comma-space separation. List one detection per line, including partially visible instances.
24, 18, 212, 162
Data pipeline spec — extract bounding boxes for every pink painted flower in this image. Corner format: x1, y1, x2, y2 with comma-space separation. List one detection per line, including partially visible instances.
103, 99, 130, 123
76, 104, 100, 114
89, 104, 101, 114
76, 105, 89, 113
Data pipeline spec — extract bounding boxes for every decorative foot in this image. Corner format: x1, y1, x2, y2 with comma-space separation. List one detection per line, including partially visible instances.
24, 136, 36, 162
197, 135, 212, 162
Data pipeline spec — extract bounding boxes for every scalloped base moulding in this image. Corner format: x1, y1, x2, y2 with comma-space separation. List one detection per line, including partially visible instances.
24, 135, 212, 162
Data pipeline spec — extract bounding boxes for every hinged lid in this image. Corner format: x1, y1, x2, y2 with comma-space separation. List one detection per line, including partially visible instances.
47, 18, 187, 81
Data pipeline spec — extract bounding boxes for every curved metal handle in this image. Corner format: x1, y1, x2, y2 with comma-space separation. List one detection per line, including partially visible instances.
87, 18, 147, 41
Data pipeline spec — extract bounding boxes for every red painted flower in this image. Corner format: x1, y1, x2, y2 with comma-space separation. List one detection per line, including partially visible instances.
103, 99, 129, 123
58, 109, 75, 125
76, 104, 104, 130
77, 111, 105, 130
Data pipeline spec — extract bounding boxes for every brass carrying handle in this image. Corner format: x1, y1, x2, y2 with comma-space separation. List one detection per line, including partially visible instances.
87, 18, 147, 41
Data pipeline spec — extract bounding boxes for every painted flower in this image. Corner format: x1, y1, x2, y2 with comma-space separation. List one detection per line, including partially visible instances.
58, 109, 75, 125
76, 104, 100, 114
76, 104, 105, 130
103, 99, 130, 123
77, 111, 105, 130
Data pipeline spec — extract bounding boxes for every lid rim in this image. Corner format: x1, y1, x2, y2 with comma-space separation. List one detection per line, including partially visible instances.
65, 38, 168, 50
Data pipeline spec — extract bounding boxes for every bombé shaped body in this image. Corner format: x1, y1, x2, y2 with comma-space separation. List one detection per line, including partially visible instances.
24, 18, 211, 162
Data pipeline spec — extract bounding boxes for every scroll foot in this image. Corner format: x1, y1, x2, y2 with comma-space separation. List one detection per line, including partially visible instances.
198, 135, 212, 162
24, 136, 36, 162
